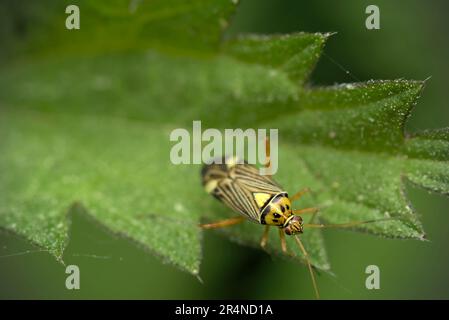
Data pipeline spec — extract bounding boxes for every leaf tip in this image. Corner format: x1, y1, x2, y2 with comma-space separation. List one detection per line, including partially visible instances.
423, 75, 432, 83
418, 233, 428, 242
323, 31, 338, 39
195, 274, 204, 284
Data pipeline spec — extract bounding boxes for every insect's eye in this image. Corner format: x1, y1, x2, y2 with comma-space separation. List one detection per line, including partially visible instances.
280, 206, 285, 213
273, 213, 281, 218
286, 205, 290, 210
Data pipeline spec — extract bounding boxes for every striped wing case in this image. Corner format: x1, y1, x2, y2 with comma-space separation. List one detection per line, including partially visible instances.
201, 157, 284, 223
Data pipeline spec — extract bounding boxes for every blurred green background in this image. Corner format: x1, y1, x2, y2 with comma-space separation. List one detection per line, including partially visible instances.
1, 0, 448, 299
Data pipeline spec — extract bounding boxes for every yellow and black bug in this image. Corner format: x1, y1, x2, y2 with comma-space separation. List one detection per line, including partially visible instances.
200, 140, 380, 299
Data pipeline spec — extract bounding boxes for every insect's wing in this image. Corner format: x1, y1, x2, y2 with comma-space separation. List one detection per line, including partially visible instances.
231, 162, 283, 193
202, 160, 284, 222
214, 177, 261, 221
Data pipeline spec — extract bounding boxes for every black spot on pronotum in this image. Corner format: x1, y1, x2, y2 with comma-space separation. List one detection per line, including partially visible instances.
286, 205, 290, 210
260, 205, 271, 224
280, 206, 285, 213
272, 218, 279, 224
273, 213, 281, 218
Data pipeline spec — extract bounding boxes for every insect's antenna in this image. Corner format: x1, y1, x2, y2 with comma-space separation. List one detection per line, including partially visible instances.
304, 217, 396, 229
294, 235, 320, 299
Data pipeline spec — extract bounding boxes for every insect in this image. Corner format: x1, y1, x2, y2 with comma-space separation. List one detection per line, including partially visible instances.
200, 140, 379, 299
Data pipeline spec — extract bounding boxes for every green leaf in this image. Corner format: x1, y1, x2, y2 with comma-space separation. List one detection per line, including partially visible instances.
0, 0, 448, 276
263, 80, 445, 239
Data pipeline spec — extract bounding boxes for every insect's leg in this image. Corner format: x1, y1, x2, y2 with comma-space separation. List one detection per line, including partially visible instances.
308, 209, 319, 224
200, 216, 245, 229
294, 236, 320, 300
304, 217, 394, 229
260, 225, 270, 249
264, 137, 271, 176
278, 228, 288, 253
290, 188, 310, 202
292, 207, 319, 215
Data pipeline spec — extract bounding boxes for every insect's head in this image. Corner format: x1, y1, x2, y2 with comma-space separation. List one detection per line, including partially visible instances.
283, 215, 304, 235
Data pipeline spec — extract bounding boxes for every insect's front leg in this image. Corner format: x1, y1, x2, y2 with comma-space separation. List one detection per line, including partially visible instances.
260, 225, 270, 249
278, 228, 288, 254
278, 229, 296, 257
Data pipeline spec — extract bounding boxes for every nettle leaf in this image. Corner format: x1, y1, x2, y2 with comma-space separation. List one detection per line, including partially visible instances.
0, 0, 448, 275
264, 81, 440, 239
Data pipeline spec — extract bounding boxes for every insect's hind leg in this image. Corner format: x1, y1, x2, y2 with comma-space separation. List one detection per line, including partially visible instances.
199, 216, 245, 229
263, 137, 272, 176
